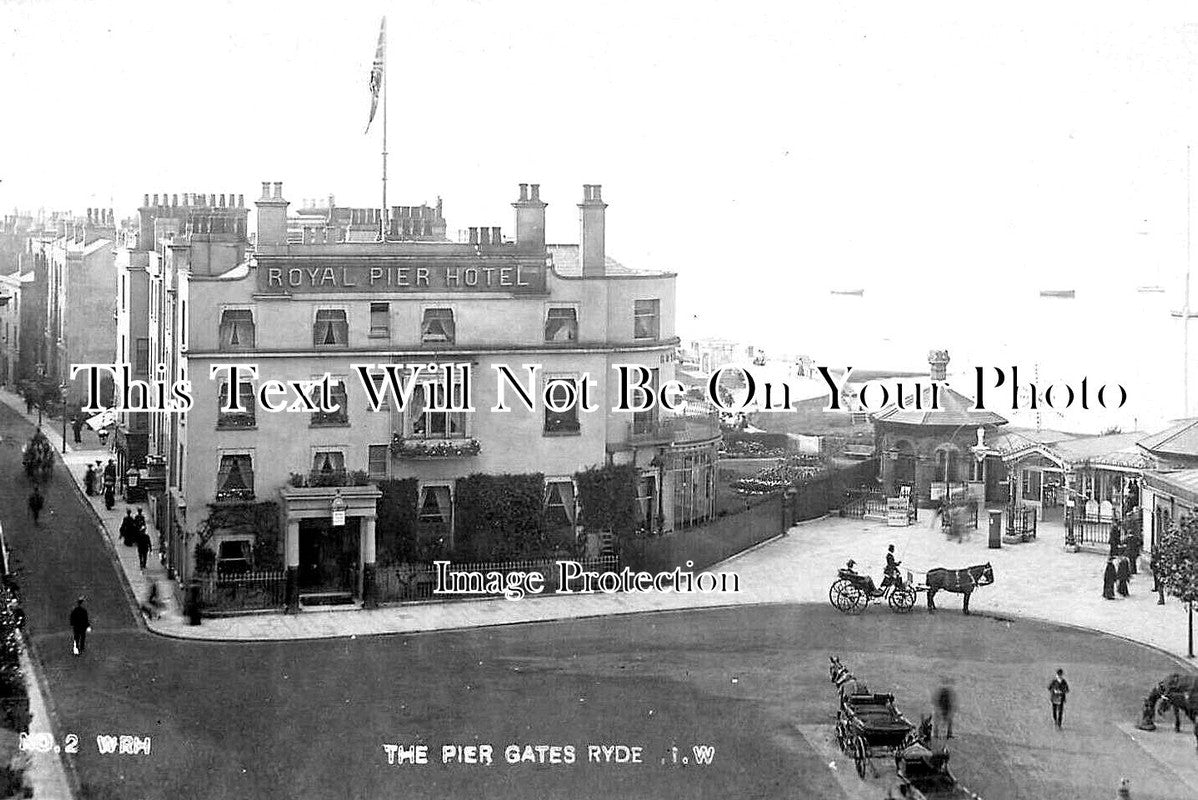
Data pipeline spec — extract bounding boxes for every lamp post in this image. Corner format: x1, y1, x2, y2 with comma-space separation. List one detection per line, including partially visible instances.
60, 383, 68, 454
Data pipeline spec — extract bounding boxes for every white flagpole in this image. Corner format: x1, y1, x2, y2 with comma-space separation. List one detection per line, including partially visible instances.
380, 19, 388, 242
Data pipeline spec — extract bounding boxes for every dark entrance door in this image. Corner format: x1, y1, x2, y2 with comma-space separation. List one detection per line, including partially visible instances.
298, 518, 360, 595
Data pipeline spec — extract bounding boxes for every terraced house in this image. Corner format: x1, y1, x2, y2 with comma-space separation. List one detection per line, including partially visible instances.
134, 181, 719, 611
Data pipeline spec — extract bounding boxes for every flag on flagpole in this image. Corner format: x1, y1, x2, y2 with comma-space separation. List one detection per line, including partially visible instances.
365, 17, 386, 134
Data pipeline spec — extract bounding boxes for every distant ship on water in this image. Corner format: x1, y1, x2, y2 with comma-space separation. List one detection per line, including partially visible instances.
1138, 285, 1166, 293
1039, 289, 1075, 299
830, 289, 864, 296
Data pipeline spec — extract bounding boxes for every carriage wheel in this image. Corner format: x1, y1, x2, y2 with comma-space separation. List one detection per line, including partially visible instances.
889, 587, 917, 613
828, 579, 849, 611
853, 737, 868, 778
842, 584, 868, 615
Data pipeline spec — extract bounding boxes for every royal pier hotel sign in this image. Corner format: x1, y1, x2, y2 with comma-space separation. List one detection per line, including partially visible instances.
257, 257, 548, 294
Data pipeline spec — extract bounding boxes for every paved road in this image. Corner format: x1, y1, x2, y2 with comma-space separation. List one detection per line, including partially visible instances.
1, 403, 1195, 800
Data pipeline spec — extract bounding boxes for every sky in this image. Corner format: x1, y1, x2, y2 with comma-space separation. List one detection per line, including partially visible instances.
3, 0, 1198, 423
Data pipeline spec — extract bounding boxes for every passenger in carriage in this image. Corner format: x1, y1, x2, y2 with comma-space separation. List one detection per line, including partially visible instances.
843, 559, 883, 597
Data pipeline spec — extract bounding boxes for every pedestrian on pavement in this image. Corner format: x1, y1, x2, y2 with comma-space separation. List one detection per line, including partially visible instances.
139, 581, 163, 620
103, 483, 115, 511
23, 393, 32, 415
1151, 546, 1166, 605
69, 597, 90, 656
1116, 556, 1131, 597
135, 528, 151, 570
84, 465, 96, 496
1125, 528, 1143, 575
1048, 668, 1070, 728
1109, 521, 1123, 558
134, 509, 147, 540
27, 486, 44, 526
119, 509, 136, 547
934, 681, 955, 739
71, 415, 83, 444
1103, 557, 1117, 600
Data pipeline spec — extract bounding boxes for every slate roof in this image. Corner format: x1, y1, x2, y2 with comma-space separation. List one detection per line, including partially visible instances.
994, 431, 1155, 470
1142, 468, 1198, 506
871, 384, 1008, 427
546, 244, 668, 277
1137, 418, 1198, 457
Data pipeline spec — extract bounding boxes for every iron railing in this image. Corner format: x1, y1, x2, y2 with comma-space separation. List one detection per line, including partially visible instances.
199, 569, 286, 612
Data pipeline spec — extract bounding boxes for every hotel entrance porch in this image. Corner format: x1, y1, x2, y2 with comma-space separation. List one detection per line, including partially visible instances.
280, 485, 382, 612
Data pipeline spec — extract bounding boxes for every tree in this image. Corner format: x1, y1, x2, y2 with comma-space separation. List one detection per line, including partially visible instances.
1155, 515, 1198, 656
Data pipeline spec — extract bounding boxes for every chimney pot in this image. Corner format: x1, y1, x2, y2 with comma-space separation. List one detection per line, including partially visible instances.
143, 194, 150, 208
519, 183, 529, 202
152, 194, 159, 206
927, 350, 950, 382
220, 194, 227, 207
171, 194, 177, 207
260, 182, 271, 200
273, 182, 283, 199
592, 184, 602, 201
491, 226, 502, 244
238, 194, 244, 207
469, 227, 479, 244
530, 184, 540, 202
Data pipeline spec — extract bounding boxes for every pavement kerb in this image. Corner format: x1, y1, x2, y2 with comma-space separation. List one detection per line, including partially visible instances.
971, 609, 1198, 675
0, 520, 80, 799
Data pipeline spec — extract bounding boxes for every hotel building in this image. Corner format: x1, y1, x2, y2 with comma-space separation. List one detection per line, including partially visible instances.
136, 181, 718, 610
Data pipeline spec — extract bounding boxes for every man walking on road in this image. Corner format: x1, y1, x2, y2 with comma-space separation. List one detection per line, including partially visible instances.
27, 486, 44, 526
934, 681, 956, 739
1048, 668, 1070, 729
69, 598, 90, 656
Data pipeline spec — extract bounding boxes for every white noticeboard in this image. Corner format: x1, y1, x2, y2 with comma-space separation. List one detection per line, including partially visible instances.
332, 508, 346, 527
887, 498, 909, 527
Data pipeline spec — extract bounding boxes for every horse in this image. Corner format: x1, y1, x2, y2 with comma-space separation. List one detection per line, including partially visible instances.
828, 656, 868, 703
924, 563, 994, 615
1136, 673, 1198, 748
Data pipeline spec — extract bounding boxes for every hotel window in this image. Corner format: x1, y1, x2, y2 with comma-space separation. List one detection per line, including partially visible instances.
544, 480, 577, 528
310, 378, 349, 426
631, 368, 660, 434
366, 372, 390, 411
1021, 469, 1041, 502
417, 484, 453, 543
370, 302, 390, 338
217, 381, 256, 429
134, 338, 150, 375
219, 309, 255, 351
216, 540, 251, 575
311, 450, 346, 481
409, 382, 466, 439
367, 445, 389, 479
633, 299, 660, 340
544, 307, 578, 342
543, 377, 581, 435
421, 308, 455, 343
215, 453, 254, 501
636, 474, 657, 532
314, 309, 349, 347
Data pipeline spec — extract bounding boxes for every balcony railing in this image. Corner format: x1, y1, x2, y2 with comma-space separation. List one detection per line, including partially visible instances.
627, 411, 720, 446
214, 486, 256, 502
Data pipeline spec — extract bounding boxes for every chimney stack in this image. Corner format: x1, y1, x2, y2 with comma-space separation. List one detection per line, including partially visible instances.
928, 350, 950, 382
578, 184, 607, 276
256, 180, 290, 246
512, 181, 547, 253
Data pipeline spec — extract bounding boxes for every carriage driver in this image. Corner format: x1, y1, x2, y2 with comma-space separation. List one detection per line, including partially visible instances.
880, 544, 904, 592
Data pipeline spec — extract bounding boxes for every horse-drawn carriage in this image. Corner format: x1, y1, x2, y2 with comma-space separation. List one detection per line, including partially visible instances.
829, 563, 995, 615
835, 690, 917, 778
22, 431, 54, 483
829, 567, 918, 614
